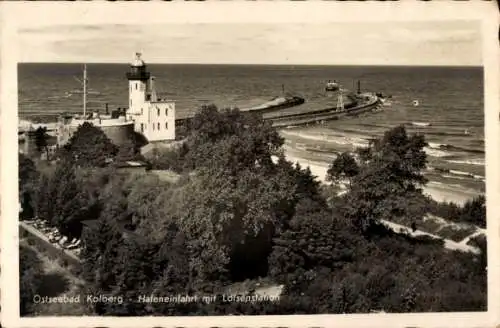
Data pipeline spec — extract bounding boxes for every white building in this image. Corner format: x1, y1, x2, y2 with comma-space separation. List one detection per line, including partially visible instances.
126, 53, 176, 142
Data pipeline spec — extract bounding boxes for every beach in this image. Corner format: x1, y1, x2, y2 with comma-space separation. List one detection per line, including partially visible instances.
284, 149, 480, 206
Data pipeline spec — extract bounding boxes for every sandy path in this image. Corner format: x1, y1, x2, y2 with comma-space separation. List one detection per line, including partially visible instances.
380, 220, 480, 254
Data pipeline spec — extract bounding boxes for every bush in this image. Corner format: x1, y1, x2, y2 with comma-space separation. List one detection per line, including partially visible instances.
436, 226, 476, 242
427, 196, 486, 228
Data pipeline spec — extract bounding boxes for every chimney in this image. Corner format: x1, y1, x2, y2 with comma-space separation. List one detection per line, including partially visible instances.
150, 76, 157, 102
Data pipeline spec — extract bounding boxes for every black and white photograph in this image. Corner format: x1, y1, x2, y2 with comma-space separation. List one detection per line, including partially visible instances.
1, 2, 499, 327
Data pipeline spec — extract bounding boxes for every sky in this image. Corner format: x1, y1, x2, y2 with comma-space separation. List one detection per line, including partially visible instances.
18, 21, 482, 66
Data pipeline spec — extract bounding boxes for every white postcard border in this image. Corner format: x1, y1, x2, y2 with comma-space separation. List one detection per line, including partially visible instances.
1, 2, 499, 328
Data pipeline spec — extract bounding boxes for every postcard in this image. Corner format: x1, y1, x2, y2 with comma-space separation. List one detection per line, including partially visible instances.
1, 1, 499, 327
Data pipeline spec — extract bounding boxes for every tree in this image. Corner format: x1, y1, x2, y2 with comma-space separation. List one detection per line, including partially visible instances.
19, 153, 38, 190
62, 122, 118, 167
326, 152, 359, 186
34, 160, 100, 238
19, 154, 39, 219
114, 138, 143, 164
269, 198, 364, 282
341, 125, 428, 232
460, 195, 486, 227
34, 126, 50, 159
34, 173, 55, 222
19, 245, 44, 315
146, 143, 189, 173
184, 105, 284, 174
80, 217, 124, 289
69, 119, 487, 315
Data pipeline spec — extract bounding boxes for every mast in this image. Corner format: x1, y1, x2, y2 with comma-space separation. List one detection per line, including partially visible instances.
281, 84, 285, 96
83, 64, 87, 117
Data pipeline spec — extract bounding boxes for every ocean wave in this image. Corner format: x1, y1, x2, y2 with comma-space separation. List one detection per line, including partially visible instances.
305, 147, 340, 156
440, 174, 469, 181
425, 131, 473, 137
281, 130, 369, 149
428, 142, 484, 155
429, 166, 485, 181
423, 147, 449, 158
441, 173, 484, 183
447, 159, 485, 166
448, 170, 484, 181
409, 122, 432, 127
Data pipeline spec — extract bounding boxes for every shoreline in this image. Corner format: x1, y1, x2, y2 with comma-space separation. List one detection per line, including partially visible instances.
283, 151, 481, 206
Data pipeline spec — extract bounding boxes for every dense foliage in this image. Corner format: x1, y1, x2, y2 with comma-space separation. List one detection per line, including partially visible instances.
19, 154, 39, 219
426, 195, 486, 228
19, 245, 45, 315
330, 126, 428, 232
26, 106, 487, 315
34, 126, 50, 159
60, 122, 118, 167
326, 152, 359, 186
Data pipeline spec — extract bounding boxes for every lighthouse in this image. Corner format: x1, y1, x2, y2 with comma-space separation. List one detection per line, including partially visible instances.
126, 53, 176, 142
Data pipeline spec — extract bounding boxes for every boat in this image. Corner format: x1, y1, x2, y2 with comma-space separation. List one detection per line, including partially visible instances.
325, 80, 340, 92
412, 99, 420, 107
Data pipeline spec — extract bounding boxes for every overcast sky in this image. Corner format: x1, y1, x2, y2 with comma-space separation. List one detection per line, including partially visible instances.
18, 21, 481, 66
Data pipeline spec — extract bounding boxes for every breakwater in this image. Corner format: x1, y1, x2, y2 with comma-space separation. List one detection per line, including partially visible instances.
269, 94, 380, 128
175, 94, 381, 131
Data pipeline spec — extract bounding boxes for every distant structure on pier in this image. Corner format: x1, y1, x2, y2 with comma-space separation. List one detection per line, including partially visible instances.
336, 88, 345, 111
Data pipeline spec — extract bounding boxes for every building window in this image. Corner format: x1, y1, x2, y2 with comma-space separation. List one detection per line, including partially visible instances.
141, 108, 143, 115
158, 122, 160, 130
135, 83, 138, 90
140, 123, 144, 132
157, 108, 160, 116
165, 108, 168, 116
152, 123, 155, 131
165, 122, 168, 129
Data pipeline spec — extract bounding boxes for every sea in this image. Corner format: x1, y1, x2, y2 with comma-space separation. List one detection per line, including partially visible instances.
18, 63, 484, 203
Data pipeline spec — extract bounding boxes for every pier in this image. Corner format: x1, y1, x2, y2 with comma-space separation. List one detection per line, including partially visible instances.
174, 93, 382, 131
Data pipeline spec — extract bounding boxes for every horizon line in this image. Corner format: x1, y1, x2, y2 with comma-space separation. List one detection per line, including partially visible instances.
18, 61, 483, 68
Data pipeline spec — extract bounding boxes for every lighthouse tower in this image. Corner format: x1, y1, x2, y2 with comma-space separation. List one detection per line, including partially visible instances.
126, 53, 176, 142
